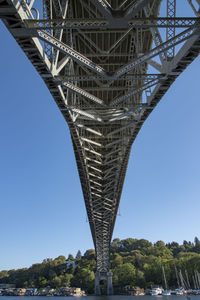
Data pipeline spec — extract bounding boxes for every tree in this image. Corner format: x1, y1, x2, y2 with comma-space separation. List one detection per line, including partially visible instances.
0, 270, 9, 279
135, 270, 145, 287
136, 239, 152, 252
155, 240, 165, 247
38, 276, 48, 288
83, 249, 95, 260
60, 274, 73, 287
194, 237, 200, 246
113, 263, 135, 287
42, 258, 53, 264
79, 257, 96, 271
130, 250, 144, 268
71, 268, 95, 293
111, 238, 121, 252
67, 254, 74, 261
121, 238, 137, 252
2, 236, 200, 292
194, 237, 200, 253
51, 276, 62, 288
54, 255, 66, 265
76, 250, 82, 260
166, 241, 182, 257
110, 253, 123, 268
147, 242, 173, 258
143, 261, 162, 286
48, 270, 57, 280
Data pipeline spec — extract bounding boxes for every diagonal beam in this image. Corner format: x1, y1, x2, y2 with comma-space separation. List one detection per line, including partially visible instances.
148, 59, 163, 72
81, 137, 102, 147
105, 122, 135, 137
62, 81, 104, 106
89, 172, 103, 180
187, 0, 200, 16
84, 147, 102, 157
124, 0, 149, 19
55, 56, 70, 74
114, 26, 198, 78
110, 78, 159, 105
76, 124, 103, 137
61, 107, 103, 122
90, 180, 102, 187
37, 30, 108, 78
105, 149, 121, 159
86, 157, 102, 165
90, 0, 113, 20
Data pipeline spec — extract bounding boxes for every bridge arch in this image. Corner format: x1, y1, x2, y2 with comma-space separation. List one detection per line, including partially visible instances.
1, 0, 200, 295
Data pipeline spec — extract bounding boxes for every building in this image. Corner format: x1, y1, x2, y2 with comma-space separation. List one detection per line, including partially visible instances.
66, 260, 76, 269
0, 284, 16, 289
128, 287, 145, 296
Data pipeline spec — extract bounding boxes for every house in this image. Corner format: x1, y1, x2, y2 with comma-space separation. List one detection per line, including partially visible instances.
0, 284, 16, 289
66, 260, 76, 269
128, 287, 145, 296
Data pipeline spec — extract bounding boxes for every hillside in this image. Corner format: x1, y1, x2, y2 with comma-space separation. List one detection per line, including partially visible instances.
1, 237, 200, 294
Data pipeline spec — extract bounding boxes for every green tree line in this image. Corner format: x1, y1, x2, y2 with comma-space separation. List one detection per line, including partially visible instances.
1, 237, 200, 294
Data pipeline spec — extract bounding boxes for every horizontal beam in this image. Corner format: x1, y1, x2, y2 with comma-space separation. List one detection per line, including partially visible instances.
56, 74, 163, 82
24, 17, 200, 30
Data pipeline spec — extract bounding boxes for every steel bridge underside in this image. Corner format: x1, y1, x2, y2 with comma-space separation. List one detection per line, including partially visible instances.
1, 0, 200, 278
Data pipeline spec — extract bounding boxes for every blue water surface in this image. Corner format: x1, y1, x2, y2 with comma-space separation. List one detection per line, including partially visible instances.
0, 295, 198, 300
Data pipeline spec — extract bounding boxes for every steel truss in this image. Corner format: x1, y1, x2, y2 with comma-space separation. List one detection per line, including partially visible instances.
1, 0, 200, 279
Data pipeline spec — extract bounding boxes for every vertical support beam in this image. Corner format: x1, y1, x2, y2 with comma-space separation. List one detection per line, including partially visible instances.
107, 271, 113, 295
95, 272, 101, 296
144, 6, 167, 64
42, 0, 52, 59
166, 0, 176, 58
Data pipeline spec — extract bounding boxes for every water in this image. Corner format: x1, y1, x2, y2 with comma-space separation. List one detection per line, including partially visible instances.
0, 296, 198, 300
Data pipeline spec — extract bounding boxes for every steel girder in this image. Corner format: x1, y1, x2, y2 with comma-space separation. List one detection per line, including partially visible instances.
1, 0, 200, 273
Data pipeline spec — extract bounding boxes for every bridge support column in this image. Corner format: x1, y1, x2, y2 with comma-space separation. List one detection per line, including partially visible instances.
95, 272, 101, 296
107, 271, 113, 295
95, 271, 113, 295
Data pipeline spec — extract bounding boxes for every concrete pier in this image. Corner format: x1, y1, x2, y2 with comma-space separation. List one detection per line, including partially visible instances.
95, 271, 113, 295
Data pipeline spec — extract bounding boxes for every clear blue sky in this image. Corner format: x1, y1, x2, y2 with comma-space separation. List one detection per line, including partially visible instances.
1, 2, 200, 271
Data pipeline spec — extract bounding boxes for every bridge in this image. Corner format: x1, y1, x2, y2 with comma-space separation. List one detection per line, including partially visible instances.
1, 0, 200, 295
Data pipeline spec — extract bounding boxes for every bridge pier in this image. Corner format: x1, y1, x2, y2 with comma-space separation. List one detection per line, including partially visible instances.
95, 271, 113, 295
